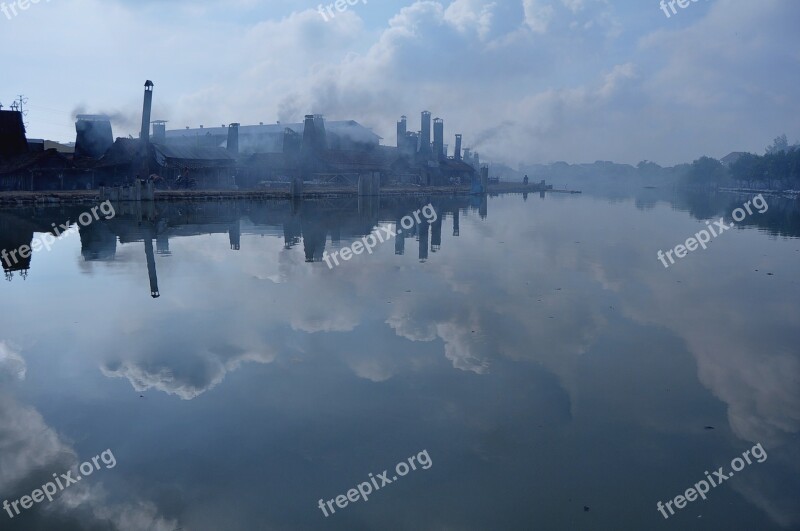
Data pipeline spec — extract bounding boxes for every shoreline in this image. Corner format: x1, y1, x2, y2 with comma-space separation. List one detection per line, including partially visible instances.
0, 183, 580, 206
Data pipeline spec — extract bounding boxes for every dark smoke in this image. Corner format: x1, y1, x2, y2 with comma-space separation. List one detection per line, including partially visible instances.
470, 120, 517, 150
71, 105, 138, 130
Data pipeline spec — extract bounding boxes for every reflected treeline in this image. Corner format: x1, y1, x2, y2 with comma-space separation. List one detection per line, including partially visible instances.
671, 189, 800, 238
624, 187, 800, 238
0, 194, 492, 293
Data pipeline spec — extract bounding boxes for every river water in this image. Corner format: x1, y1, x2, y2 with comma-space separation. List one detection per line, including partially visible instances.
1, 191, 798, 530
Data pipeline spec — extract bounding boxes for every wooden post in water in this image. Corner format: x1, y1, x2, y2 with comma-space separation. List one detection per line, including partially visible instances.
291, 177, 304, 199
359, 173, 381, 197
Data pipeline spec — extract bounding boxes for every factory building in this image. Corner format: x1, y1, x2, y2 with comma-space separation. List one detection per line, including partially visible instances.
164, 119, 381, 154
0, 79, 480, 191
0, 110, 28, 159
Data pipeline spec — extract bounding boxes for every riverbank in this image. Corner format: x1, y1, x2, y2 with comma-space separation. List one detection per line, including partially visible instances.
0, 182, 580, 206
718, 187, 799, 199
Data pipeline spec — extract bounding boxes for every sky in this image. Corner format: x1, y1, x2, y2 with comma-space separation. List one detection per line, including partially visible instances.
1, 0, 799, 167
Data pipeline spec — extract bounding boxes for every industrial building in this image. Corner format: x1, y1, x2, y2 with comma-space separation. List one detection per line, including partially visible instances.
0, 80, 481, 191
159, 109, 477, 188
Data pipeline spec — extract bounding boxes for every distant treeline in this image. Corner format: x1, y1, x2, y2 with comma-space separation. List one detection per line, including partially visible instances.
513, 135, 800, 191
687, 148, 800, 189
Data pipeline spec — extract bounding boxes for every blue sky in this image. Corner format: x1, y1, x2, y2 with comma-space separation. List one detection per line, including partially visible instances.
1, 0, 797, 166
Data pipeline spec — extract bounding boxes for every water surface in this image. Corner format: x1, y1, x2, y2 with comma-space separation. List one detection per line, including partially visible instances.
1, 192, 798, 530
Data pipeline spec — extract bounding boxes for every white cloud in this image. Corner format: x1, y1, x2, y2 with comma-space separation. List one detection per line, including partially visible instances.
4, 1, 799, 171
0, 394, 177, 529
0, 341, 26, 381
523, 0, 554, 33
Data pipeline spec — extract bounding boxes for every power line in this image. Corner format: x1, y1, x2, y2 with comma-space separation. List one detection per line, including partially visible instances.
27, 104, 73, 115
32, 121, 75, 130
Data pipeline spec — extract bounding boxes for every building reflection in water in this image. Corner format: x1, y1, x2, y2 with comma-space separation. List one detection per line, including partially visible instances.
0, 196, 495, 295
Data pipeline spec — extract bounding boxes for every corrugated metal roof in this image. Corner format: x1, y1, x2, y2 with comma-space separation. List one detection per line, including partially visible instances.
242, 153, 292, 170
0, 150, 71, 175
440, 158, 476, 172
165, 120, 382, 141
92, 138, 141, 168
153, 144, 234, 161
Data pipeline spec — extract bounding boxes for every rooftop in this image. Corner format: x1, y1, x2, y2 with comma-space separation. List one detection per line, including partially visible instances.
166, 120, 383, 141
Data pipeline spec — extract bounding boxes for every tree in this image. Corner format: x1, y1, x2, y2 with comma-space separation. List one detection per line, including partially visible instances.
730, 153, 763, 188
766, 134, 789, 155
684, 157, 729, 187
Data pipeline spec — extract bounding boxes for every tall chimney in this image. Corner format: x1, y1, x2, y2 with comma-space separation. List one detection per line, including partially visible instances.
152, 120, 167, 144
140, 80, 154, 144
302, 114, 316, 151
397, 115, 407, 148
227, 123, 240, 155
433, 118, 444, 160
313, 114, 327, 152
418, 111, 432, 157
403, 131, 418, 157
454, 134, 462, 160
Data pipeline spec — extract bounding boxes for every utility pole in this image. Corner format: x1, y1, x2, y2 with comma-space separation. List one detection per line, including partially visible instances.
15, 95, 28, 116
11, 94, 30, 127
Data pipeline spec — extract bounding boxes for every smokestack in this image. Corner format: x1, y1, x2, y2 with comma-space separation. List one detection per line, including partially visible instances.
144, 237, 160, 298
313, 114, 327, 152
302, 114, 316, 153
454, 134, 462, 161
433, 118, 444, 160
397, 115, 407, 148
152, 120, 167, 144
227, 123, 240, 155
140, 80, 154, 144
75, 115, 113, 158
418, 111, 432, 157
403, 131, 418, 157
